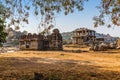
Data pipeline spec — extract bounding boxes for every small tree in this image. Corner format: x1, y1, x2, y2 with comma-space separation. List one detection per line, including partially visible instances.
0, 4, 7, 47
0, 18, 8, 47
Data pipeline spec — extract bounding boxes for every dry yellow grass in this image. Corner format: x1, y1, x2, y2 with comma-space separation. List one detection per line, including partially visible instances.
1, 47, 120, 79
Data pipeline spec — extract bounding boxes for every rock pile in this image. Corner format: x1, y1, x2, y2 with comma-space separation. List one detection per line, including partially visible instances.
90, 42, 117, 51
0, 47, 19, 54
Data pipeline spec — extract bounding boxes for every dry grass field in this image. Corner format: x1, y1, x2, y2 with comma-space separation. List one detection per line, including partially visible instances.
1, 46, 120, 80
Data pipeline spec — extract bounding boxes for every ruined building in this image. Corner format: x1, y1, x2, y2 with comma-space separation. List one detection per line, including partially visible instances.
19, 29, 63, 50
72, 28, 96, 45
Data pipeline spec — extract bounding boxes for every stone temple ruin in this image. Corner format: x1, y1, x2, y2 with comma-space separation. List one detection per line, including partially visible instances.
19, 29, 63, 50
72, 28, 119, 51
72, 28, 96, 45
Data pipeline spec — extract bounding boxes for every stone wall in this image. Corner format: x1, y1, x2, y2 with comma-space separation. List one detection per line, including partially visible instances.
19, 29, 63, 50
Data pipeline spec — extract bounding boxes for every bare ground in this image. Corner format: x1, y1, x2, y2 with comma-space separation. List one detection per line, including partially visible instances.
0, 47, 120, 80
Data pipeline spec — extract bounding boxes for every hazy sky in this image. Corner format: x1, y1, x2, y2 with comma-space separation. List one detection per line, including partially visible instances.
20, 0, 120, 37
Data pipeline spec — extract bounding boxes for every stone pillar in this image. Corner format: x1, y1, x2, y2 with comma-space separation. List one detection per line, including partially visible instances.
94, 31, 95, 37
79, 31, 81, 36
19, 41, 21, 49
82, 30, 83, 36
85, 30, 87, 35
73, 38, 75, 44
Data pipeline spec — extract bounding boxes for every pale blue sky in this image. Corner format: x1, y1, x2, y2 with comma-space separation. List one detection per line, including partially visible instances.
20, 0, 120, 37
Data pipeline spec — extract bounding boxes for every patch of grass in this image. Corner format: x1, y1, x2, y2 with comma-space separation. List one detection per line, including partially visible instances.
0, 49, 120, 79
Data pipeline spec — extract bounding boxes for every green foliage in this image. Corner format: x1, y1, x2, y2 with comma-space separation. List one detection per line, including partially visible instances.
0, 4, 8, 46
0, 19, 7, 47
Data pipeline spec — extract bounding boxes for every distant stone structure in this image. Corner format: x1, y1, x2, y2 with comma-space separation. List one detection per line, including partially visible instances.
19, 29, 63, 50
95, 37, 104, 43
72, 28, 96, 45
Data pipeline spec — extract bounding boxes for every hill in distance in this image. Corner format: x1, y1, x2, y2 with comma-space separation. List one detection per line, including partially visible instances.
61, 31, 119, 44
